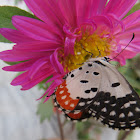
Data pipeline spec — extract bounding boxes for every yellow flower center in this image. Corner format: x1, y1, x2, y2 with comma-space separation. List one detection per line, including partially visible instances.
59, 32, 114, 71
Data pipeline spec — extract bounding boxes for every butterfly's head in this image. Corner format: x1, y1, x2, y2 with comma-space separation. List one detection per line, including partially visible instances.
104, 57, 111, 62
86, 57, 106, 63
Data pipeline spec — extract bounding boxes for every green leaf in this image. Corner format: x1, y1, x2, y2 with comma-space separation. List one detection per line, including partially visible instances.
0, 35, 11, 43
124, 3, 140, 18
4, 61, 25, 66
117, 60, 131, 75
0, 6, 37, 43
36, 98, 54, 123
124, 75, 140, 90
136, 89, 140, 96
76, 121, 92, 140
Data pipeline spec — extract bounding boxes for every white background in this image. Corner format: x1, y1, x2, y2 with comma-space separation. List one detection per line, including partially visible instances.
0, 1, 56, 140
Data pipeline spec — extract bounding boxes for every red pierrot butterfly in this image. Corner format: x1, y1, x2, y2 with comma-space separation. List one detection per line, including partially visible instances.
53, 57, 140, 130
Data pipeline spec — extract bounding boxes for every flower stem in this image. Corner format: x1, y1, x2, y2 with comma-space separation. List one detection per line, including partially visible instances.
119, 131, 132, 140
56, 108, 64, 140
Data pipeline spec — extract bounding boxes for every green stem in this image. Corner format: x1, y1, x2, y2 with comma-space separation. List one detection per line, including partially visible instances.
120, 131, 132, 140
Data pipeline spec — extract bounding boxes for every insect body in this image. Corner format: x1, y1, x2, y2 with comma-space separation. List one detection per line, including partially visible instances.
53, 57, 140, 130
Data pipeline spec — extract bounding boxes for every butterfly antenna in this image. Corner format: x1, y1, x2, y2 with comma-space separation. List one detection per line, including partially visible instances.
81, 45, 93, 58
109, 33, 135, 61
81, 44, 102, 58
115, 63, 134, 70
96, 46, 101, 58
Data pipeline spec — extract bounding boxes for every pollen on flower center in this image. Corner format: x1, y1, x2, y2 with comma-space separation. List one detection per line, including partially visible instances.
61, 33, 113, 71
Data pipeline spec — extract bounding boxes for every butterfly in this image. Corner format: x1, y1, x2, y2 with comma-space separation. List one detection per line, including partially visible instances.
53, 57, 140, 130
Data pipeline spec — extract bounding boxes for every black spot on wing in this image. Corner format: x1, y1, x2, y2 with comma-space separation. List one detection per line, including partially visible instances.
63, 72, 71, 79
85, 90, 90, 93
91, 88, 98, 92
79, 67, 82, 70
112, 82, 120, 87
80, 80, 89, 83
88, 63, 92, 67
86, 71, 89, 73
71, 74, 74, 78
94, 61, 106, 66
93, 72, 99, 75
84, 88, 98, 94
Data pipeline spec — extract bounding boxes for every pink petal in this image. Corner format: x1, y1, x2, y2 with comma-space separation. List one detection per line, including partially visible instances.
120, 11, 140, 36
11, 71, 29, 86
2, 59, 36, 71
12, 16, 62, 42
21, 69, 55, 90
92, 15, 113, 29
0, 50, 52, 62
58, 0, 77, 27
91, 15, 113, 34
76, 0, 107, 24
125, 44, 140, 52
79, 23, 96, 36
108, 14, 125, 35
50, 49, 64, 74
96, 0, 108, 14
111, 49, 137, 65
104, 0, 137, 19
124, 25, 140, 33
46, 74, 63, 83
64, 37, 75, 56
122, 10, 140, 28
24, 0, 64, 35
44, 80, 62, 102
13, 42, 60, 52
0, 28, 35, 43
28, 57, 49, 79
116, 19, 140, 52
11, 68, 55, 90
36, 83, 54, 100
116, 31, 140, 43
47, 0, 66, 25
119, 42, 140, 52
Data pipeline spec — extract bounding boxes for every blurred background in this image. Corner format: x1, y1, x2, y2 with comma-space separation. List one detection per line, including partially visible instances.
0, 0, 140, 140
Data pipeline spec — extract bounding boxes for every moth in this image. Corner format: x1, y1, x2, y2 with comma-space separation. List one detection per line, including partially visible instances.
53, 57, 140, 130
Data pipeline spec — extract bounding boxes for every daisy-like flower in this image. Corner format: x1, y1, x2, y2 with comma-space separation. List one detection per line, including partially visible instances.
0, 0, 140, 102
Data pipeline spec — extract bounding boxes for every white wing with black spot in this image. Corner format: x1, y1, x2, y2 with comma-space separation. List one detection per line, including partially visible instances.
61, 60, 105, 113
66, 62, 102, 100
89, 58, 140, 130
54, 57, 140, 130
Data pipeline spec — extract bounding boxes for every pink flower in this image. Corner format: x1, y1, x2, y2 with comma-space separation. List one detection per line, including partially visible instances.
0, 0, 140, 101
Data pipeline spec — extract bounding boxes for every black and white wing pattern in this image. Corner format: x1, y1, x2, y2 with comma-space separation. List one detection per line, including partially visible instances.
54, 57, 140, 130
88, 57, 140, 130
53, 60, 102, 121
